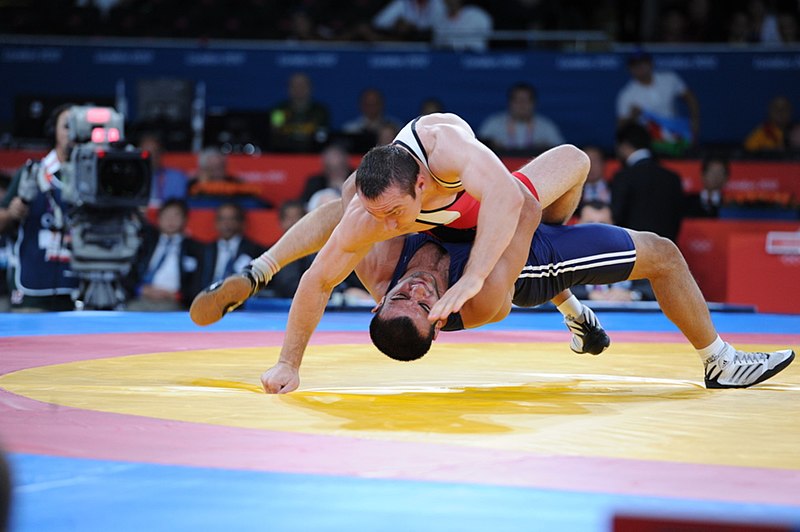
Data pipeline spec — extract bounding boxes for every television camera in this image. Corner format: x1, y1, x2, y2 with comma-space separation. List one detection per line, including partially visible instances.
18, 105, 152, 309
64, 105, 151, 309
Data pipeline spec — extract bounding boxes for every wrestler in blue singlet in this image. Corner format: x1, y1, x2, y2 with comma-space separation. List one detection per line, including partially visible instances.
386, 223, 637, 331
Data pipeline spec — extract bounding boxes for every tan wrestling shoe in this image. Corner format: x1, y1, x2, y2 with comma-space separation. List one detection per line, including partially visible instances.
190, 270, 260, 326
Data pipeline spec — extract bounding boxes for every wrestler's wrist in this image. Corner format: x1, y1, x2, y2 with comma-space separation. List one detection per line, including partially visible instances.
276, 359, 300, 370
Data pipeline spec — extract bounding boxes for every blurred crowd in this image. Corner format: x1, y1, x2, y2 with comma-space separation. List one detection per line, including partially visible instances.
0, 0, 798, 48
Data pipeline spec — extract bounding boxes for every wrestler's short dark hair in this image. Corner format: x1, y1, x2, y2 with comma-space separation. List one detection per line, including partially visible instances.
355, 144, 418, 200
369, 313, 434, 361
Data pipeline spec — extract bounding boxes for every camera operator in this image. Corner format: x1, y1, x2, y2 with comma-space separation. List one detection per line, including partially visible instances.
0, 104, 77, 312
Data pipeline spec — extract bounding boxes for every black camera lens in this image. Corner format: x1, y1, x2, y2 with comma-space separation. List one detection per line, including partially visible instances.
97, 156, 149, 200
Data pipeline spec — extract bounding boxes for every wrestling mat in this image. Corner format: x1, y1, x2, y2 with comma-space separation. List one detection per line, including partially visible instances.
1, 309, 799, 531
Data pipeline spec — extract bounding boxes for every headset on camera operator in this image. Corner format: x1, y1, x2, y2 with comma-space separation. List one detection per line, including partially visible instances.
0, 104, 77, 311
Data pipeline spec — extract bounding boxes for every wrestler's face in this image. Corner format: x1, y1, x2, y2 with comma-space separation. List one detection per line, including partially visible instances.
361, 184, 421, 231
378, 271, 441, 336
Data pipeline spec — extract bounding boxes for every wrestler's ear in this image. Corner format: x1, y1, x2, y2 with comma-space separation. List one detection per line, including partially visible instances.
371, 297, 385, 314
415, 174, 425, 193
432, 318, 445, 340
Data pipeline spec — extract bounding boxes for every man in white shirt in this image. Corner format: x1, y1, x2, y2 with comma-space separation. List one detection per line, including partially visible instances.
479, 82, 565, 154
616, 50, 700, 150
432, 0, 493, 52
126, 199, 204, 311
372, 0, 447, 37
205, 202, 264, 286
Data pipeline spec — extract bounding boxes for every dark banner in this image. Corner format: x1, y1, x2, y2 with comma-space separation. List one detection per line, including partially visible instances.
1, 40, 799, 150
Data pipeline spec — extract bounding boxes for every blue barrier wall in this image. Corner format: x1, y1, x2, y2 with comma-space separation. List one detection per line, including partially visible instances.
1, 39, 799, 151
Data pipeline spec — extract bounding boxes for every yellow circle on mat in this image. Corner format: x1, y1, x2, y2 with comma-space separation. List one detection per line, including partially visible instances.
2, 342, 799, 469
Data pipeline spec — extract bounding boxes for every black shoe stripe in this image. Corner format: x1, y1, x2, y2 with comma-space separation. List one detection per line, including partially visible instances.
731, 365, 746, 381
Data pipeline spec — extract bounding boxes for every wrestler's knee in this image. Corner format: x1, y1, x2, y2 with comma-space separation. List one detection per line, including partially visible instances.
557, 144, 590, 186
630, 231, 683, 278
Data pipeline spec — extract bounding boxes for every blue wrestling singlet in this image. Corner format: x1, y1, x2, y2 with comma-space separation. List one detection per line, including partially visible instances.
387, 223, 637, 331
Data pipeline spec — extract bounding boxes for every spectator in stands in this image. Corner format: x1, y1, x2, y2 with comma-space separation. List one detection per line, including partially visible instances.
419, 97, 445, 116
376, 121, 401, 146
265, 200, 312, 298
371, 0, 447, 41
684, 155, 729, 218
299, 143, 353, 204
747, 0, 782, 43
307, 187, 342, 212
0, 104, 77, 312
126, 199, 204, 311
657, 7, 690, 43
478, 82, 564, 154
777, 9, 798, 43
610, 122, 685, 243
488, 1, 558, 34
744, 95, 794, 153
189, 147, 240, 190
616, 50, 700, 156
138, 131, 189, 209
570, 200, 655, 303
340, 88, 400, 152
686, 0, 724, 42
188, 147, 268, 206
283, 8, 324, 42
728, 11, 757, 44
202, 202, 264, 287
580, 145, 611, 205
432, 0, 493, 52
268, 72, 331, 153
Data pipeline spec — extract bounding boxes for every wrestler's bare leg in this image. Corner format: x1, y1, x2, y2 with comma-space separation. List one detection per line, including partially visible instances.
625, 229, 794, 388
517, 144, 588, 224
625, 230, 715, 348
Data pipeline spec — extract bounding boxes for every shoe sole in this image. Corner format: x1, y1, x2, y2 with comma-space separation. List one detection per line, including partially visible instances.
705, 350, 795, 389
189, 275, 253, 326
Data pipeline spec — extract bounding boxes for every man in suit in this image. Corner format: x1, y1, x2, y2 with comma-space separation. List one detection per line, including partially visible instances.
126, 199, 205, 311
684, 155, 729, 218
203, 202, 264, 287
610, 122, 686, 243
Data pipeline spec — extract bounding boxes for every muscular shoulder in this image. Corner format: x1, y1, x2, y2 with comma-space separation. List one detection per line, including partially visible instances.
416, 113, 475, 140
415, 113, 481, 180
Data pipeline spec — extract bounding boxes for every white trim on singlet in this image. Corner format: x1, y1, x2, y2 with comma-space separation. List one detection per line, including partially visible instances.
517, 250, 637, 279
393, 117, 461, 189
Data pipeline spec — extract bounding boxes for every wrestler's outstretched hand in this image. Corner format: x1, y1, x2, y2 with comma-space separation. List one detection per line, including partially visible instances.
428, 274, 484, 324
261, 362, 300, 394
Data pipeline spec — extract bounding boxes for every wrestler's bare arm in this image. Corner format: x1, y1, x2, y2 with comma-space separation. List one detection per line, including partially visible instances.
257, 172, 359, 271
421, 119, 531, 322
460, 182, 541, 328
261, 202, 409, 393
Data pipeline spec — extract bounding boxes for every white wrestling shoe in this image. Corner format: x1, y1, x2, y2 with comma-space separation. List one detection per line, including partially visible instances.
190, 269, 261, 326
704, 345, 795, 389
564, 305, 611, 355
